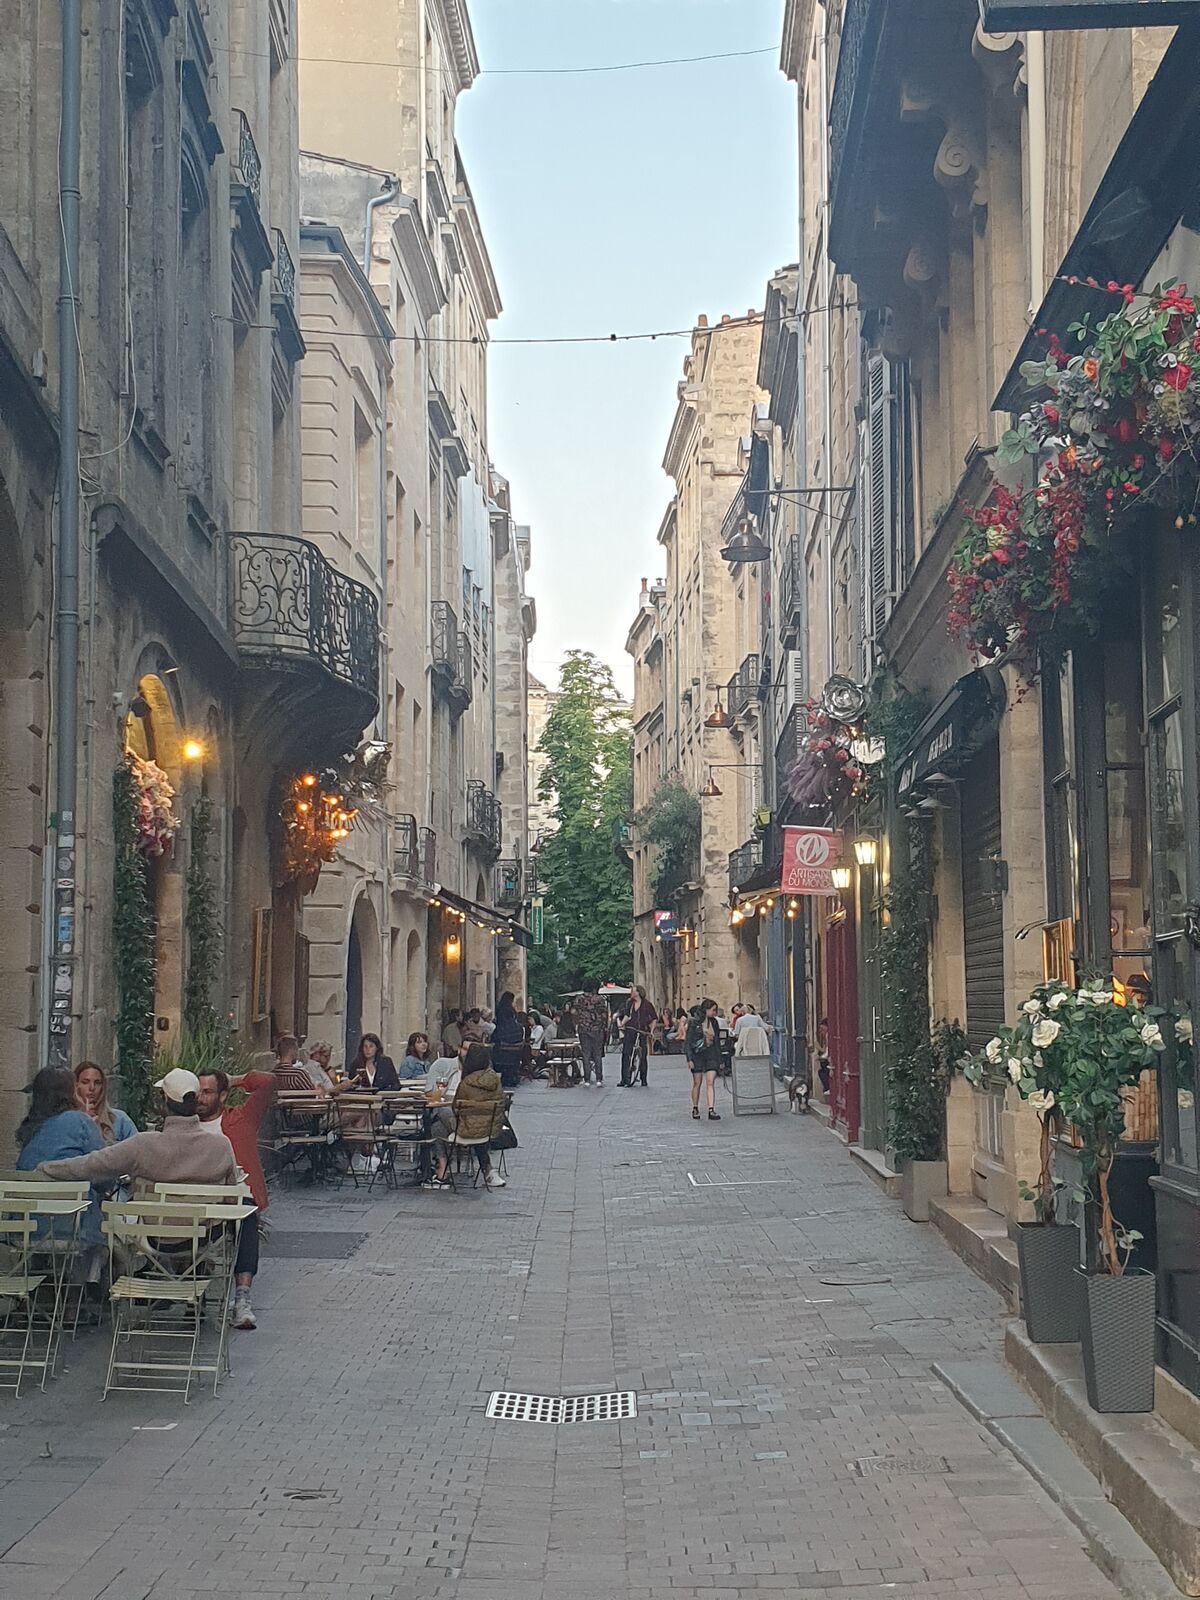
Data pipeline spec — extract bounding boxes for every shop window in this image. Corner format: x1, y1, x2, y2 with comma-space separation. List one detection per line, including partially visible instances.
1104, 637, 1151, 989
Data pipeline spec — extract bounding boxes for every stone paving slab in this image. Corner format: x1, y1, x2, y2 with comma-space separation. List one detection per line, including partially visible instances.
0, 1055, 1156, 1598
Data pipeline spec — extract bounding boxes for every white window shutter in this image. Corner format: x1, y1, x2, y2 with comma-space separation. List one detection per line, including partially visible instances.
861, 352, 897, 674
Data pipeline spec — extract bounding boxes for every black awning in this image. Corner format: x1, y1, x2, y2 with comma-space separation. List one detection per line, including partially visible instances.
434, 886, 532, 949
896, 669, 1006, 804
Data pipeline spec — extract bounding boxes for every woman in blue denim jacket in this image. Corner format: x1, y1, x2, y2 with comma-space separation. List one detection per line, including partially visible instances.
16, 1067, 106, 1246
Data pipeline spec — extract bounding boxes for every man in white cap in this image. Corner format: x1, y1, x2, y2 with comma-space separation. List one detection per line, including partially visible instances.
37, 1067, 238, 1189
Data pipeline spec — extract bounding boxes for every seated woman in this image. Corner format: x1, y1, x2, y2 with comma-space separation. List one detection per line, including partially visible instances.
74, 1061, 138, 1146
399, 1033, 431, 1080
345, 1032, 400, 1091
422, 1043, 506, 1190
16, 1067, 107, 1260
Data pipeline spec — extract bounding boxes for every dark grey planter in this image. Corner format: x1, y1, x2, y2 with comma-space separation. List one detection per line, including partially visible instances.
900, 1158, 947, 1222
1078, 1266, 1156, 1413
1017, 1223, 1081, 1343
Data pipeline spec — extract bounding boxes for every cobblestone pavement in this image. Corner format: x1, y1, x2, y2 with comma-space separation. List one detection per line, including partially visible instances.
0, 1055, 1134, 1599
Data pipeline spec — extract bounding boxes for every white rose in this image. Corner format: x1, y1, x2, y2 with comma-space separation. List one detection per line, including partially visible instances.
1022, 999, 1043, 1016
1028, 1089, 1056, 1112
1048, 991, 1069, 1010
1007, 1058, 1024, 1083
984, 1037, 1003, 1065
1141, 1021, 1165, 1051
1031, 1018, 1061, 1048
1176, 1017, 1193, 1045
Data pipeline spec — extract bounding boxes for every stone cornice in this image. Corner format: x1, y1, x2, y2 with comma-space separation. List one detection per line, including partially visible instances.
437, 0, 480, 93
391, 196, 446, 324
779, 0, 816, 82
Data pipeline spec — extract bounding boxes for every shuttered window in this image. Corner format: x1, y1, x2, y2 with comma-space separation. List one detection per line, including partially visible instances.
860, 352, 916, 675
961, 743, 1005, 1049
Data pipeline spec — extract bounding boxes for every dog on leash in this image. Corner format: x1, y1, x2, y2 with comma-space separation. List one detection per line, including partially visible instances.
786, 1074, 810, 1113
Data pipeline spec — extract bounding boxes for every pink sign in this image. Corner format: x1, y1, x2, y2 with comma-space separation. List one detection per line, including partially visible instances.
781, 827, 844, 896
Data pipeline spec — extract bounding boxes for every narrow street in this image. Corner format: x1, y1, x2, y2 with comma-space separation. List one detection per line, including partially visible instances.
0, 1062, 1126, 1600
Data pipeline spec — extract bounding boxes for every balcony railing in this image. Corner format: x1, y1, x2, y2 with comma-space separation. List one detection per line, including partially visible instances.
272, 228, 295, 308
728, 653, 760, 720
782, 534, 803, 629
232, 109, 262, 213
418, 825, 436, 885
495, 859, 523, 906
431, 599, 458, 676
729, 838, 764, 899
395, 814, 419, 877
466, 779, 501, 853
776, 702, 805, 789
231, 532, 379, 702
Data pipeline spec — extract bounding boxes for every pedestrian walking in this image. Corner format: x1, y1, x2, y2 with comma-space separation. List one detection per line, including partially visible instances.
491, 991, 525, 1089
620, 985, 657, 1087
196, 1065, 275, 1330
574, 978, 609, 1086
686, 999, 723, 1120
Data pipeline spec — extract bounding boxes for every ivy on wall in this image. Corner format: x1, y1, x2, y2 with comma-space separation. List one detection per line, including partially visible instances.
635, 779, 702, 907
184, 794, 221, 1034
112, 760, 156, 1127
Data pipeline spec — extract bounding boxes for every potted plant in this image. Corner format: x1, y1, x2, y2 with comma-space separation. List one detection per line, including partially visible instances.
966, 985, 1085, 1342
1051, 981, 1165, 1412
893, 1019, 965, 1222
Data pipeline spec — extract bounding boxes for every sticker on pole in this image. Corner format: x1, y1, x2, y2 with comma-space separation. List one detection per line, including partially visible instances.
781, 827, 843, 896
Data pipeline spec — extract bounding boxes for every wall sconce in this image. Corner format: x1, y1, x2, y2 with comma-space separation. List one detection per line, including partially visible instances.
445, 932, 460, 960
703, 696, 731, 729
831, 866, 852, 890
854, 838, 878, 867
181, 738, 205, 762
700, 769, 722, 798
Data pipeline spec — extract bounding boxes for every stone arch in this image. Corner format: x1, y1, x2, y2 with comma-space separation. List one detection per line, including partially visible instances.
344, 890, 382, 1065
405, 928, 423, 1030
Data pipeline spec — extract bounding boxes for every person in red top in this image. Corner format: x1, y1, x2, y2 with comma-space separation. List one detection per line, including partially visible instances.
196, 1067, 275, 1331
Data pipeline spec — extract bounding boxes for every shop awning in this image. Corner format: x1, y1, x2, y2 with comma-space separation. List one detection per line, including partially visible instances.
896, 668, 1006, 806
432, 885, 532, 948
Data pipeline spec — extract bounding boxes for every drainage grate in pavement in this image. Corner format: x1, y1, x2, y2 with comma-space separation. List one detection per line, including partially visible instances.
851, 1452, 950, 1477
486, 1391, 637, 1425
264, 1230, 367, 1259
283, 1490, 338, 1501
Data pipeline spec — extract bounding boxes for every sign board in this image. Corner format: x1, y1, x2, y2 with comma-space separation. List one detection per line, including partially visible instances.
980, 0, 1200, 30
530, 896, 544, 947
654, 910, 678, 940
781, 827, 844, 896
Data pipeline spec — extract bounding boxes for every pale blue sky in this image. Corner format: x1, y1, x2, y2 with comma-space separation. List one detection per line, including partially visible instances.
457, 0, 796, 694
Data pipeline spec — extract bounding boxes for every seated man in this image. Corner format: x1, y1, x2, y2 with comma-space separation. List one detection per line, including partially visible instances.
273, 1034, 319, 1094
37, 1068, 237, 1190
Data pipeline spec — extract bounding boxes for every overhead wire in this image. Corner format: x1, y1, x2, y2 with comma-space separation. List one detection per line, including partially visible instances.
211, 42, 779, 76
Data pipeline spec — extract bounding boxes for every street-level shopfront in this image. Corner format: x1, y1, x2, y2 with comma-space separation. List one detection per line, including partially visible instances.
991, 29, 1200, 1397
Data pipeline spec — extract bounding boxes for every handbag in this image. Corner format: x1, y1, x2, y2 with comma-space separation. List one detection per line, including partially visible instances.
491, 1115, 518, 1152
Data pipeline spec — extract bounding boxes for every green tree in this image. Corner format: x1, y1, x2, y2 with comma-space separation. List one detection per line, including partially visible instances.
531, 651, 632, 997
635, 779, 701, 905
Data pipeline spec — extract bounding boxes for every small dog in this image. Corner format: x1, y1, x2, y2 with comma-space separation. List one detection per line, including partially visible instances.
786, 1074, 810, 1113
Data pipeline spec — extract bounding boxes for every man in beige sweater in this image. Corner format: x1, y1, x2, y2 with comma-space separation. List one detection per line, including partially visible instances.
38, 1068, 237, 1189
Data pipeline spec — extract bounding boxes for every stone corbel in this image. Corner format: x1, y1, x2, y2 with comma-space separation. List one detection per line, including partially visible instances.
903, 239, 941, 296
899, 77, 936, 124
971, 21, 1024, 95
934, 126, 986, 217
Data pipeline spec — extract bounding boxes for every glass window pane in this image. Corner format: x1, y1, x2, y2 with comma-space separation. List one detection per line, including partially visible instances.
1108, 767, 1150, 957
1105, 638, 1142, 763
1154, 711, 1189, 929
1155, 939, 1198, 1170
1156, 539, 1183, 707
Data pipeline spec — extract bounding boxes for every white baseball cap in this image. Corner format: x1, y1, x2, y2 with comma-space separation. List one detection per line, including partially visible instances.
155, 1067, 201, 1102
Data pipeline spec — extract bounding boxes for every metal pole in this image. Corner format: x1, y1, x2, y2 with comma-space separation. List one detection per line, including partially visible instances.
47, 0, 84, 1068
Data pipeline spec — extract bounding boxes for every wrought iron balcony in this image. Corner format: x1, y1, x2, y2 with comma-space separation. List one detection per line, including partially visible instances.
466, 779, 501, 854
728, 653, 760, 720
231, 532, 380, 708
782, 534, 803, 630
495, 859, 523, 906
394, 814, 419, 878
776, 702, 805, 791
270, 228, 305, 366
272, 229, 295, 308
418, 825, 436, 885
232, 109, 262, 212
729, 838, 764, 899
431, 599, 471, 713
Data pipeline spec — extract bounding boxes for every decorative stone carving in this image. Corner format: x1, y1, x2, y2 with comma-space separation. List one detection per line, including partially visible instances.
971, 21, 1024, 93
903, 240, 940, 292
934, 126, 986, 215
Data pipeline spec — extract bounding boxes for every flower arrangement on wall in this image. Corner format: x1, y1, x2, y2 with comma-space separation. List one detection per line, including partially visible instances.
785, 682, 868, 816
279, 771, 358, 890
948, 280, 1200, 683
129, 753, 179, 857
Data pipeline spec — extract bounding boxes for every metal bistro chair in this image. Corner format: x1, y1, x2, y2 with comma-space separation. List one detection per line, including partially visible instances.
371, 1091, 431, 1192
153, 1183, 255, 1378
101, 1199, 214, 1403
444, 1101, 507, 1191
275, 1092, 339, 1186
337, 1093, 390, 1189
0, 1181, 89, 1393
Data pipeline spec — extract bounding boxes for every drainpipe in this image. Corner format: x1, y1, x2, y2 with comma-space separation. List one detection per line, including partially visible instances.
818, 4, 836, 684
44, 0, 84, 1069
1025, 32, 1047, 318
363, 174, 400, 279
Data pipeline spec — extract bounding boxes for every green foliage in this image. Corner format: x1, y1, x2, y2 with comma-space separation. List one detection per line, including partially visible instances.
882, 816, 944, 1162
864, 673, 928, 806
112, 761, 156, 1127
152, 1024, 257, 1108
184, 794, 221, 1034
635, 779, 701, 906
535, 651, 633, 987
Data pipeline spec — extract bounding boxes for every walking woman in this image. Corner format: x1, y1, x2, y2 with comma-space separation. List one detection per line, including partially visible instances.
686, 999, 723, 1120
491, 991, 525, 1089
619, 985, 657, 1087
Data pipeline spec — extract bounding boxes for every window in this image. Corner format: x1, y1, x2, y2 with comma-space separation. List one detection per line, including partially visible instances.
124, 14, 167, 443
178, 133, 213, 505
860, 350, 916, 673
354, 404, 375, 551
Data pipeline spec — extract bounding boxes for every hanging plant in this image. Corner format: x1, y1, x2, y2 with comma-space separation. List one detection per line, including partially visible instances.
184, 794, 221, 1034
112, 761, 156, 1127
786, 698, 866, 816
128, 752, 179, 857
948, 280, 1200, 684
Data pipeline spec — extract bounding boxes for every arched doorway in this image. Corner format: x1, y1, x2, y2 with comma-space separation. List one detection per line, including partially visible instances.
344, 892, 381, 1064
122, 670, 186, 1039
406, 929, 423, 1029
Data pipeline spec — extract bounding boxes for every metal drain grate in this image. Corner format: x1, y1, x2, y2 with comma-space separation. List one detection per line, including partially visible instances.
851, 1452, 950, 1477
264, 1230, 367, 1260
486, 1391, 636, 1426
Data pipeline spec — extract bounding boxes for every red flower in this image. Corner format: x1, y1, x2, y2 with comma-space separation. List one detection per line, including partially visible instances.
1123, 482, 1140, 495
1159, 286, 1196, 316
991, 548, 1011, 565
1159, 438, 1175, 461
1164, 363, 1192, 392
1115, 417, 1136, 444
1043, 403, 1060, 426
